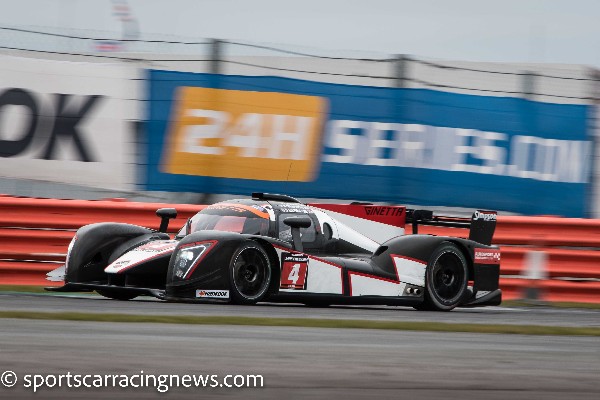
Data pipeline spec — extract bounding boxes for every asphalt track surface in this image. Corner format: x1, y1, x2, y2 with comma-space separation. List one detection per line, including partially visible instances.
0, 293, 599, 399
0, 292, 599, 327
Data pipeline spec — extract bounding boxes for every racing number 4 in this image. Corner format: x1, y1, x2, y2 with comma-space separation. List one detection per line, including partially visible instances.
280, 256, 308, 290
288, 264, 301, 284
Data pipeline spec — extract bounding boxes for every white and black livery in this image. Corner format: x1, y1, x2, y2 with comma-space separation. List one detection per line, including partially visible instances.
46, 193, 501, 311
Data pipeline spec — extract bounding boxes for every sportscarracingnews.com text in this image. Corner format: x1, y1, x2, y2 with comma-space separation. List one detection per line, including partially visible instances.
1, 370, 264, 393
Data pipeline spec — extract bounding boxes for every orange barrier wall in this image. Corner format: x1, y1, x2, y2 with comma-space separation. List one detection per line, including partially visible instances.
1, 195, 599, 303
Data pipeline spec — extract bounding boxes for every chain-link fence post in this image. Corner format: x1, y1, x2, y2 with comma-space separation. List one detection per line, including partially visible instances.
394, 54, 409, 89
392, 54, 409, 203
198, 38, 225, 203
521, 71, 537, 100
210, 38, 222, 75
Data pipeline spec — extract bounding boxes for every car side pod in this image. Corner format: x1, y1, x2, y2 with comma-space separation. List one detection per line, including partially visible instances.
283, 216, 312, 252
156, 208, 177, 233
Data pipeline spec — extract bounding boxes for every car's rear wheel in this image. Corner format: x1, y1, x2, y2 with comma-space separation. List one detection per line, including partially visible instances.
96, 289, 138, 301
414, 242, 468, 311
229, 241, 272, 305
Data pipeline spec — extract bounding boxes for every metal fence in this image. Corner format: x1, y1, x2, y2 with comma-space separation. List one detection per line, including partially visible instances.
1, 25, 597, 103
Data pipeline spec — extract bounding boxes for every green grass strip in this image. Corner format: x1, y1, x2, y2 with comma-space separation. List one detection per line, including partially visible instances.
0, 285, 99, 297
0, 311, 599, 336
0, 285, 53, 294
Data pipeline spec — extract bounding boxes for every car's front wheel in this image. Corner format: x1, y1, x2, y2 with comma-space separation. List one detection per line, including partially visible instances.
414, 242, 468, 311
229, 241, 272, 305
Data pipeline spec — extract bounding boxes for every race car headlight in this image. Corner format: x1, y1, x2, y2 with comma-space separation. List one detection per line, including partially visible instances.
172, 240, 217, 280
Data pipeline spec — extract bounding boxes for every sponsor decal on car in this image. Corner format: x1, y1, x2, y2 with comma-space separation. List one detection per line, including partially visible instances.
112, 260, 130, 268
473, 211, 497, 221
474, 248, 501, 264
280, 253, 309, 290
195, 290, 230, 299
364, 206, 405, 217
161, 87, 327, 182
278, 206, 310, 214
137, 240, 179, 252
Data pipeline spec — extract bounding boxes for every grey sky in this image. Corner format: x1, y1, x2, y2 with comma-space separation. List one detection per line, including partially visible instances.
1, 0, 599, 66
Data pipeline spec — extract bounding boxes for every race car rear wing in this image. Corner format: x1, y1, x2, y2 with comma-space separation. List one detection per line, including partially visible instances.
407, 209, 497, 246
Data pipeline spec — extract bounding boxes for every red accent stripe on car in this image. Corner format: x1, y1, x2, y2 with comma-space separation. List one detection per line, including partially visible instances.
309, 203, 406, 227
182, 240, 219, 279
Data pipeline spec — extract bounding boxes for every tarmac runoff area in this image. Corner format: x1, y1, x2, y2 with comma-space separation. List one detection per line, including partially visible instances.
0, 292, 598, 399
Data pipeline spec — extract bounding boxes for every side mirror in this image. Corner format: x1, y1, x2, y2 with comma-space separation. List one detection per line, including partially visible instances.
283, 216, 312, 251
156, 208, 177, 233
410, 209, 433, 234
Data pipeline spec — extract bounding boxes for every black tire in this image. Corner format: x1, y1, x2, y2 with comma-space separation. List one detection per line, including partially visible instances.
229, 241, 272, 305
96, 289, 138, 301
414, 242, 468, 311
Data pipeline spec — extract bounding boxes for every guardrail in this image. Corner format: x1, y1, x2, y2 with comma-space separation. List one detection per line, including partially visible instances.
1, 195, 599, 303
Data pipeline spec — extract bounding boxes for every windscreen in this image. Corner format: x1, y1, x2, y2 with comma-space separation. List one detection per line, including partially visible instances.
177, 203, 270, 237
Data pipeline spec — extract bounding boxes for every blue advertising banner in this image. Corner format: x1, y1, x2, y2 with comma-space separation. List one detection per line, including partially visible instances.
146, 70, 592, 217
